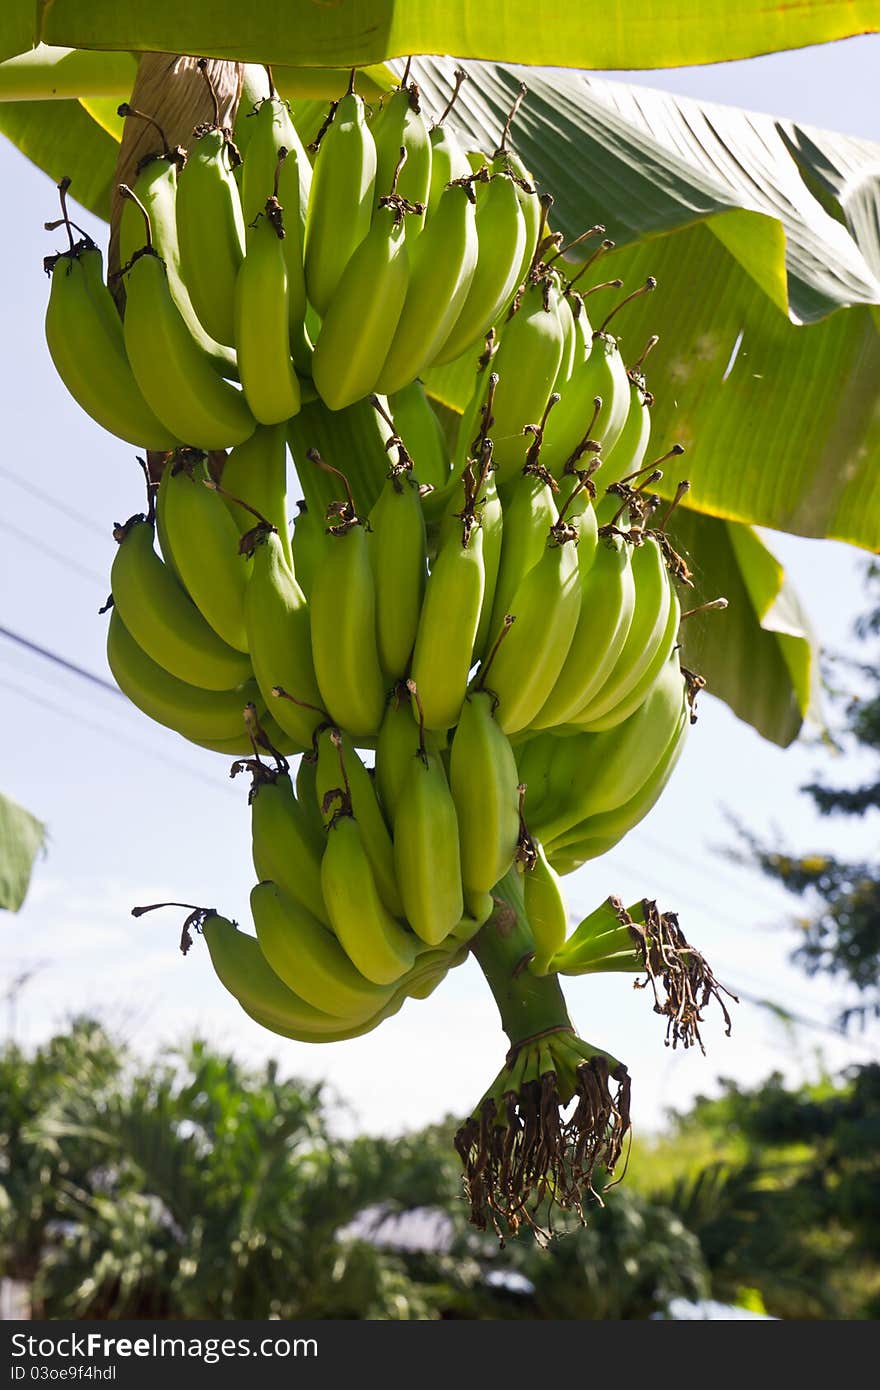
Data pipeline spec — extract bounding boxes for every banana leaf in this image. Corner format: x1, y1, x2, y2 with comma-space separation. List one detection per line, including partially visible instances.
0, 791, 46, 913
3, 0, 879, 70
667, 511, 820, 747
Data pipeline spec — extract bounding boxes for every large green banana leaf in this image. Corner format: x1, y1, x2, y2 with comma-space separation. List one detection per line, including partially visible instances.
3, 1, 878, 70
0, 791, 45, 913
668, 513, 820, 747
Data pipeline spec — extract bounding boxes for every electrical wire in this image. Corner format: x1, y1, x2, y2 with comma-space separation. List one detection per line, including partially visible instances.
0, 464, 108, 539
0, 518, 106, 586
0, 623, 119, 696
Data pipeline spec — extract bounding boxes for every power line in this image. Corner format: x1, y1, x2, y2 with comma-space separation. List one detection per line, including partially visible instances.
0, 518, 107, 586
0, 623, 120, 696
0, 464, 109, 539
0, 673, 241, 799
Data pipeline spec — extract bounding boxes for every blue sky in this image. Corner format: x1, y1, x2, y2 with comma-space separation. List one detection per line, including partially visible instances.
1, 35, 878, 1138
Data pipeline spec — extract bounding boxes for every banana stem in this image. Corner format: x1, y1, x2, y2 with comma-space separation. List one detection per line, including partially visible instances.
471, 867, 574, 1049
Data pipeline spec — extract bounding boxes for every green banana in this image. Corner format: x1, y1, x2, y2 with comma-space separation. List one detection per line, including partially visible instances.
295, 752, 327, 847
371, 82, 431, 236
368, 463, 427, 681
110, 516, 252, 692
546, 896, 637, 975
158, 454, 250, 652
480, 519, 581, 736
449, 690, 520, 895
233, 195, 301, 425
304, 86, 377, 316
433, 167, 527, 366
594, 362, 653, 494
251, 879, 394, 1021
523, 841, 568, 975
243, 527, 324, 749
503, 149, 542, 288
546, 689, 688, 865
44, 238, 177, 450
290, 501, 322, 597
314, 727, 404, 917
240, 94, 312, 233
202, 914, 388, 1042
427, 123, 472, 213
118, 151, 237, 376
121, 244, 255, 449
486, 465, 558, 645
311, 203, 410, 411
394, 747, 464, 946
322, 813, 419, 985
409, 474, 485, 732
471, 465, 504, 660
575, 583, 681, 733
531, 532, 635, 730
308, 476, 386, 738
106, 608, 261, 744
488, 276, 566, 485
572, 327, 635, 460
250, 769, 328, 925
220, 424, 292, 569
375, 685, 425, 824
382, 383, 449, 493
375, 179, 478, 394
521, 650, 688, 847
568, 534, 672, 726
175, 122, 245, 346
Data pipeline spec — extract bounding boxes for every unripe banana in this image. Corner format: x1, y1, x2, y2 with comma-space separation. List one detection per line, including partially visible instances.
503, 149, 542, 287
202, 914, 385, 1041
233, 196, 301, 425
106, 608, 261, 744
176, 124, 245, 346
569, 327, 631, 460
523, 842, 568, 975
569, 534, 672, 726
433, 168, 527, 366
122, 247, 255, 449
371, 83, 431, 237
382, 383, 449, 493
427, 122, 472, 212
449, 690, 520, 895
538, 295, 599, 477
240, 95, 312, 234
532, 532, 636, 730
545, 896, 636, 975
110, 516, 252, 691
593, 367, 652, 494
311, 203, 409, 411
375, 686, 424, 824
290, 501, 322, 597
481, 521, 581, 736
250, 769, 328, 924
394, 749, 464, 946
251, 879, 394, 1021
575, 583, 681, 733
309, 491, 386, 738
118, 152, 237, 376
220, 424, 292, 569
243, 527, 324, 749
523, 651, 687, 846
368, 465, 427, 681
489, 277, 566, 485
409, 487, 485, 732
472, 466, 504, 660
44, 240, 177, 450
487, 467, 558, 645
304, 88, 377, 315
158, 454, 250, 652
322, 814, 419, 985
295, 753, 327, 846
546, 691, 688, 863
375, 180, 478, 394
314, 728, 403, 917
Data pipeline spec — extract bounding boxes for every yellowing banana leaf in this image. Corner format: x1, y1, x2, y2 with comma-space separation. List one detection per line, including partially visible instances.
4, 1, 880, 71
0, 790, 45, 913
668, 510, 820, 747
0, 96, 119, 220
